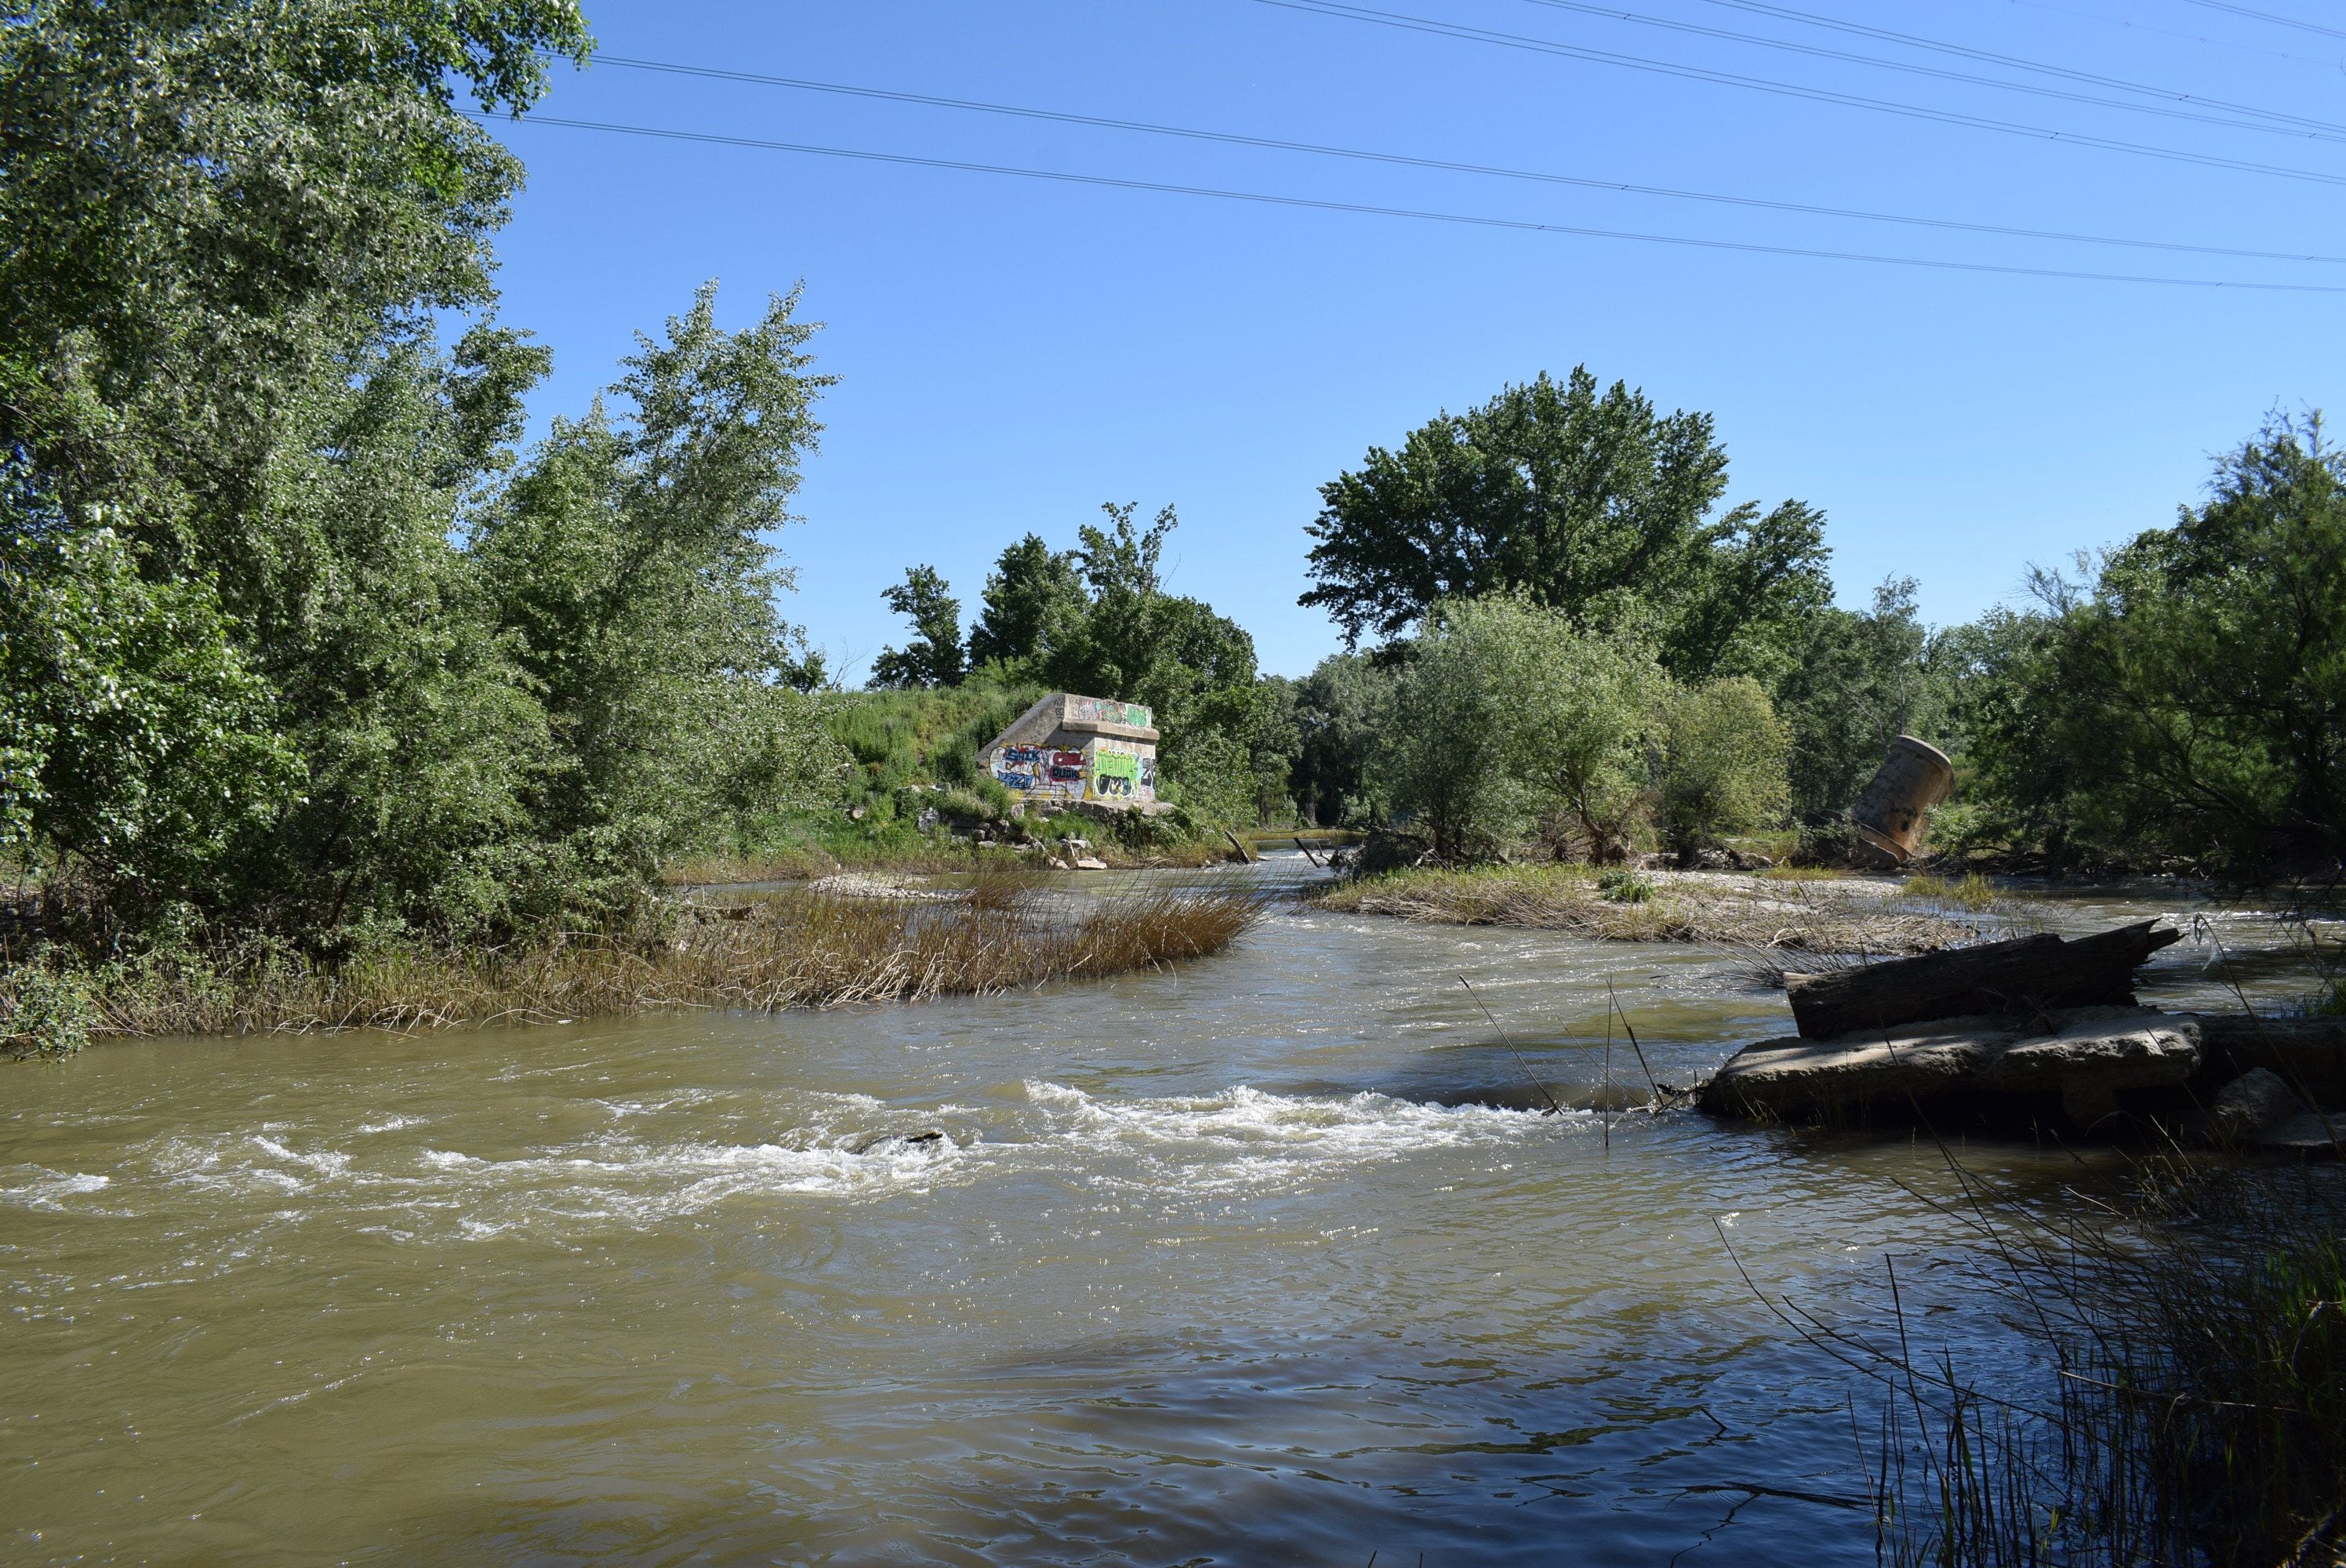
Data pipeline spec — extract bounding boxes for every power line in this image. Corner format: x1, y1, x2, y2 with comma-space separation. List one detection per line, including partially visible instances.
1258, 0, 2346, 187
475, 111, 2346, 292
2176, 0, 2346, 42
1509, 0, 2346, 142
1669, 0, 2346, 133
588, 53, 2346, 267
1981, 0, 2337, 68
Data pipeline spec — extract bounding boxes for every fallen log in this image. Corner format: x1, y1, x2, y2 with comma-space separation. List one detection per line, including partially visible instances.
1783, 919, 2181, 1041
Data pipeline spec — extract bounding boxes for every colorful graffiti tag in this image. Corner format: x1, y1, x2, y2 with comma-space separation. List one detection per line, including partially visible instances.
993, 745, 1091, 797
1068, 696, 1153, 731
1091, 749, 1141, 800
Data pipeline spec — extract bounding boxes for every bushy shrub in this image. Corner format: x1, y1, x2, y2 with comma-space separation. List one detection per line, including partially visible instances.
1, 960, 93, 1058
1596, 869, 1653, 904
1654, 677, 1791, 859
1369, 595, 1665, 863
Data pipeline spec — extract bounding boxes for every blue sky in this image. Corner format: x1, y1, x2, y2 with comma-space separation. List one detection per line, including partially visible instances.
480, 0, 2346, 680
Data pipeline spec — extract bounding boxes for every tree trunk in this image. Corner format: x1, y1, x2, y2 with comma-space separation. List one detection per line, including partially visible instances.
1784, 919, 2181, 1041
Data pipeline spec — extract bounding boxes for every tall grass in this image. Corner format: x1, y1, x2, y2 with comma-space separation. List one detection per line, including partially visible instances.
1783, 1156, 2346, 1566
5, 884, 1262, 1044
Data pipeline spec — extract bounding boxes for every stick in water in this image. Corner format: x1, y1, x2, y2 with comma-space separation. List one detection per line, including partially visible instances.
1457, 976, 1563, 1116
1606, 977, 1662, 1105
1603, 1004, 1613, 1149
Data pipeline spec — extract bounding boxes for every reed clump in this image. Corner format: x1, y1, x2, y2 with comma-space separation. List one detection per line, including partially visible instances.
1796, 1157, 2346, 1566
1313, 862, 1981, 953
4, 883, 1261, 1044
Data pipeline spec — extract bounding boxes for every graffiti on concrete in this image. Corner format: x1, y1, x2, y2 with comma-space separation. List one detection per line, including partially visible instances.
994, 743, 1089, 798
1091, 749, 1141, 800
1069, 697, 1153, 731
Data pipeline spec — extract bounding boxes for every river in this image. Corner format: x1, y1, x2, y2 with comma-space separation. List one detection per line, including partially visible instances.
0, 864, 2322, 1564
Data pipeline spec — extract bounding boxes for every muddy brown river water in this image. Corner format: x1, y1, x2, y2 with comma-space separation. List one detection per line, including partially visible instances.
0, 863, 2325, 1565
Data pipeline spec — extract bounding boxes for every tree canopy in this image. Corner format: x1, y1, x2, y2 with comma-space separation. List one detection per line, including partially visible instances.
871, 564, 966, 688
1301, 368, 1830, 680
0, 1, 841, 942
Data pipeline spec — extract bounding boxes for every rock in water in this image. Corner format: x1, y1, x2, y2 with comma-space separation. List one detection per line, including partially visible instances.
2208, 1068, 2303, 1146
1699, 1006, 2200, 1127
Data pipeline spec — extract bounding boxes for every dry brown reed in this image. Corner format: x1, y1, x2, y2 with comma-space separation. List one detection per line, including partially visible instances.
1313, 863, 1984, 953
40, 884, 1262, 1040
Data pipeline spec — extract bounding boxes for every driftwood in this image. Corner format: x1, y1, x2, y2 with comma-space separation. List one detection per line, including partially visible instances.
1784, 919, 2181, 1041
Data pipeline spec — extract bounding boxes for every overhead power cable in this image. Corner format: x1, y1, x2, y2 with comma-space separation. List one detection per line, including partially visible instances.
588, 53, 2346, 267
475, 111, 2346, 292
1985, 0, 2337, 67
1507, 0, 2346, 142
1257, 0, 2346, 187
1665, 0, 2346, 133
2176, 0, 2346, 42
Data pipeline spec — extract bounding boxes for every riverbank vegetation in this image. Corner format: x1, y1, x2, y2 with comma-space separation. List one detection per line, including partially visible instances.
5, 0, 2340, 1051
1280, 383, 2346, 883
1852, 1160, 2346, 1567
2, 881, 1260, 1053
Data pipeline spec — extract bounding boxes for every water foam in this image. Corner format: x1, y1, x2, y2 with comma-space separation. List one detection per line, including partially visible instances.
0, 1164, 112, 1211
1010, 1080, 1570, 1193
94, 1083, 1569, 1241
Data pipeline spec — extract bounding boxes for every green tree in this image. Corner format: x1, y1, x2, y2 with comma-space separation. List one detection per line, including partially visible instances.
1301, 368, 1829, 680
1654, 677, 1792, 858
1502, 615, 1669, 860
1368, 596, 1666, 862
870, 565, 965, 689
1961, 418, 2346, 871
471, 285, 842, 917
0, 0, 594, 938
0, 528, 300, 913
967, 533, 1085, 671
1773, 576, 1974, 819
1288, 652, 1395, 826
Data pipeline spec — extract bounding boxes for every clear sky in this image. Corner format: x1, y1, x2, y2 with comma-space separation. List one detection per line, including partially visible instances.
478, 0, 2346, 680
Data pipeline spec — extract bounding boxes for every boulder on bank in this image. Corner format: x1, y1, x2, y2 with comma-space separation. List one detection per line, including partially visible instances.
1698, 1006, 2200, 1128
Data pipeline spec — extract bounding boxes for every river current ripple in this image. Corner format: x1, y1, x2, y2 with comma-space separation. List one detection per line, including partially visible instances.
0, 863, 2312, 1564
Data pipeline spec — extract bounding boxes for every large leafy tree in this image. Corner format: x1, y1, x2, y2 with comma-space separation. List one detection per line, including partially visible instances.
470, 285, 842, 917
966, 533, 1085, 671
1, 0, 587, 931
1301, 368, 1830, 680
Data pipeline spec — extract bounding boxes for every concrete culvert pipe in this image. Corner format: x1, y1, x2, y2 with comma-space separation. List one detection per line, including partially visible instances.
1850, 735, 1955, 866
